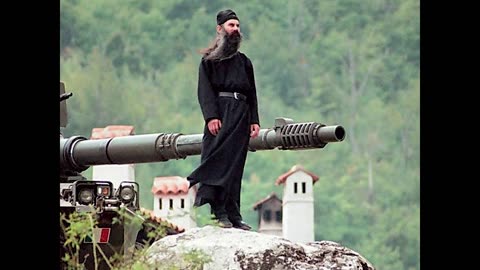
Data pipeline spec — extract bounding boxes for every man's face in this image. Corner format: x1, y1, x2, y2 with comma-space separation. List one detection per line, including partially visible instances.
219, 19, 240, 36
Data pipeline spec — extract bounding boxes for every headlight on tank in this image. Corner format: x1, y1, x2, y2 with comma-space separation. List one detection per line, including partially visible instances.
97, 186, 110, 196
119, 186, 135, 203
78, 189, 94, 205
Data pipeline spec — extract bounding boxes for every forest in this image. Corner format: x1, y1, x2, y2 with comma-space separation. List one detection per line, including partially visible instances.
60, 1, 419, 269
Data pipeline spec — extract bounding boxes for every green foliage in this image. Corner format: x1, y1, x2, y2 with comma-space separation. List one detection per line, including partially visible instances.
60, 0, 420, 269
60, 210, 97, 269
60, 207, 211, 269
60, 208, 115, 269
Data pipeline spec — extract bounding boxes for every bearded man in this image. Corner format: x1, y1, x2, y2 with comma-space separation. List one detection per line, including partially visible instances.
187, 9, 261, 230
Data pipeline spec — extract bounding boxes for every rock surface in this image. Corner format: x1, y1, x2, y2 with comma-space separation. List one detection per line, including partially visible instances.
146, 225, 375, 270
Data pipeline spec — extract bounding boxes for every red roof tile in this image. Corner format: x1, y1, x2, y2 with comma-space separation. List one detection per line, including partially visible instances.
275, 164, 319, 186
90, 125, 135, 139
152, 176, 190, 196
253, 192, 282, 210
139, 207, 185, 234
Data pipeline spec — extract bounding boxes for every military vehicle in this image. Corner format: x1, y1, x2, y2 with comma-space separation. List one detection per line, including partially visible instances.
59, 81, 346, 269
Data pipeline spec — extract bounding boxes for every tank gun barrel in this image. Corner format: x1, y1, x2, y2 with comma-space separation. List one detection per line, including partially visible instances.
60, 117, 345, 174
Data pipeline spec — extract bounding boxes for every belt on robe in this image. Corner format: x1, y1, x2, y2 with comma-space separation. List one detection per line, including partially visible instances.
218, 92, 247, 101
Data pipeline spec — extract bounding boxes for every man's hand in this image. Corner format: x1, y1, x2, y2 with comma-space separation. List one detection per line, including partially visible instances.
208, 119, 222, 136
250, 124, 260, 138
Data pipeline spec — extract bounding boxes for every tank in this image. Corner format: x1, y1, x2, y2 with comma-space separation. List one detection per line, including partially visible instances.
59, 82, 346, 269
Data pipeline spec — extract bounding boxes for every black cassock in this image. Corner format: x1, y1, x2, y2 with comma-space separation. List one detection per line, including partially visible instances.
187, 51, 260, 221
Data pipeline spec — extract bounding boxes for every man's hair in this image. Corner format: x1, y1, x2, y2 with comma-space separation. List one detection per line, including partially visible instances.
199, 24, 242, 61
199, 9, 241, 60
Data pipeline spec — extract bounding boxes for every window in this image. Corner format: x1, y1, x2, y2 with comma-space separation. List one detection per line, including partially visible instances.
263, 210, 272, 221
181, 198, 185, 208
302, 182, 306, 193
275, 210, 282, 222
294, 182, 298, 193
169, 199, 173, 209
159, 198, 162, 210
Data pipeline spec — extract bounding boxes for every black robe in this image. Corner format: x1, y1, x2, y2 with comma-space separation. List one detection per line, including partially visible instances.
187, 51, 260, 220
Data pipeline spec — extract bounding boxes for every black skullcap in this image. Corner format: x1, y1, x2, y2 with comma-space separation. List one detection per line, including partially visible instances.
216, 9, 239, 25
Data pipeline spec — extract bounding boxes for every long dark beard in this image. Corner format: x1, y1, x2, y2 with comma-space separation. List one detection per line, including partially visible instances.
204, 29, 242, 61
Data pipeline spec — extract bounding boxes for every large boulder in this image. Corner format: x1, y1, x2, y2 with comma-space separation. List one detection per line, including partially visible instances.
146, 225, 375, 270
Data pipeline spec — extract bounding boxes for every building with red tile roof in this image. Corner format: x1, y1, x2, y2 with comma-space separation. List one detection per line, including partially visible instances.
90, 125, 135, 139
252, 192, 283, 236
254, 164, 319, 243
152, 176, 197, 230
275, 164, 319, 186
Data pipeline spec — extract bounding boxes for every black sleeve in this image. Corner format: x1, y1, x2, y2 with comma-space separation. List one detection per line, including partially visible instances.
246, 58, 260, 126
197, 60, 219, 123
